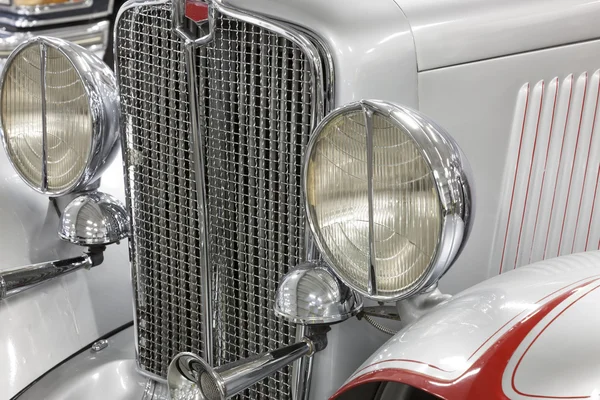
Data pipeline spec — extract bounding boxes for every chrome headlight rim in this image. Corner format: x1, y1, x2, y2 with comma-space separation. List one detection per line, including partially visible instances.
0, 36, 119, 196
303, 99, 473, 302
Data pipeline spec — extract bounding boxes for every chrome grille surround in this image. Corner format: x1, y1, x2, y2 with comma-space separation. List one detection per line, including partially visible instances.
115, 1, 331, 398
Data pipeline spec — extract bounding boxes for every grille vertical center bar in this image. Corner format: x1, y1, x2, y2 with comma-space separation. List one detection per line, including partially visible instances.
116, 2, 326, 398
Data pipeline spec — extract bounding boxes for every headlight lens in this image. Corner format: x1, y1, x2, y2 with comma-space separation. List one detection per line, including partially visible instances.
0, 37, 119, 195
305, 100, 472, 301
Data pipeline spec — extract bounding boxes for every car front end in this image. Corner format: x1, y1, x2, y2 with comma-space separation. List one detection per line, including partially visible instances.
2, 0, 600, 399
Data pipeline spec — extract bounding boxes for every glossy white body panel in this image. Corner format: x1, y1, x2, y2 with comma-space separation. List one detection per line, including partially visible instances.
503, 280, 600, 399
0, 153, 131, 400
492, 72, 600, 273
393, 0, 600, 71
333, 251, 600, 399
419, 37, 600, 294
15, 325, 162, 400
328, 16, 600, 397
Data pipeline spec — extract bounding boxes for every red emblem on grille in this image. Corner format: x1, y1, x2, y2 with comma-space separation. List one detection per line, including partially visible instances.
185, 0, 209, 22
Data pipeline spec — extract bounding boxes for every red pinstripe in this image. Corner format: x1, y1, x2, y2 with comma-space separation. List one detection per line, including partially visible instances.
584, 168, 600, 251
557, 73, 588, 252
466, 274, 600, 362
571, 77, 600, 252
350, 359, 451, 379
331, 279, 600, 400
528, 79, 559, 263
499, 84, 530, 274
510, 283, 600, 398
513, 82, 545, 269
543, 75, 575, 259
345, 276, 600, 385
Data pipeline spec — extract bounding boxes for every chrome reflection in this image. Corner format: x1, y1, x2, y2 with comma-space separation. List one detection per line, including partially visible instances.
0, 253, 96, 300
0, 36, 119, 195
303, 100, 474, 302
58, 191, 129, 246
274, 262, 363, 325
168, 334, 327, 400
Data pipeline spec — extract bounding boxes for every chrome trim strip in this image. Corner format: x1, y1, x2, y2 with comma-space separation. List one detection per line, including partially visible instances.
39, 41, 48, 192
182, 41, 214, 366
291, 24, 335, 114
291, 324, 314, 400
0, 275, 6, 300
0, 20, 110, 58
0, 0, 113, 28
0, 0, 93, 17
363, 106, 377, 297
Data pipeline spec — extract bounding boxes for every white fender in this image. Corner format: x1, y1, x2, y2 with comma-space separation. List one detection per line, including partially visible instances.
331, 251, 600, 400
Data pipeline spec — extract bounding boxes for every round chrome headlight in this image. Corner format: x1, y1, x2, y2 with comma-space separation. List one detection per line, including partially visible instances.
0, 36, 119, 195
304, 100, 473, 301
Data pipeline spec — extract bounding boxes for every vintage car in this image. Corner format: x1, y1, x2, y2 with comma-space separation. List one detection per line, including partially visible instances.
0, 0, 599, 399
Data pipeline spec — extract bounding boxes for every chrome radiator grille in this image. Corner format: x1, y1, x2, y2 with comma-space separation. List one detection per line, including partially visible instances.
116, 2, 322, 398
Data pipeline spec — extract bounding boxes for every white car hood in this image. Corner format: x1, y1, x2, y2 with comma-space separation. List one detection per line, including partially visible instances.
394, 0, 600, 71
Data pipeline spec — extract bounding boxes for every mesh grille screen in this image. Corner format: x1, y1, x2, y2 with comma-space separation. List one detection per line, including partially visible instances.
117, 3, 317, 398
117, 3, 205, 377
200, 16, 312, 399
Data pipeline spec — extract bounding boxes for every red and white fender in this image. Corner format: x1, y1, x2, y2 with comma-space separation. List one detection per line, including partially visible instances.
332, 251, 600, 400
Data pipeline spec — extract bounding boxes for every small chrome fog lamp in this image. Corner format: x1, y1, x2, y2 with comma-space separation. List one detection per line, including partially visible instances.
0, 191, 128, 301
0, 36, 119, 195
58, 191, 129, 246
304, 100, 473, 302
167, 263, 358, 399
274, 262, 363, 325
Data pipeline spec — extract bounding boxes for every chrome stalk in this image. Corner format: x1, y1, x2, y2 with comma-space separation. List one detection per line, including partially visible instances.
0, 252, 98, 300
0, 191, 129, 301
167, 334, 327, 400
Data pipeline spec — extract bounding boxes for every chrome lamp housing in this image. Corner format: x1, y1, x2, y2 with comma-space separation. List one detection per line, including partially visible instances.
58, 192, 129, 246
274, 262, 363, 325
0, 36, 119, 195
303, 100, 473, 302
0, 37, 125, 301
